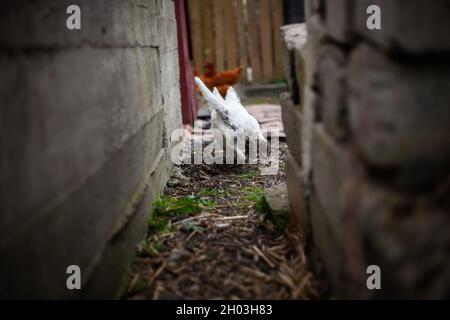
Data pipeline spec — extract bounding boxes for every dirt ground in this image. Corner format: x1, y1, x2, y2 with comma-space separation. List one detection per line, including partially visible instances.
123, 142, 326, 300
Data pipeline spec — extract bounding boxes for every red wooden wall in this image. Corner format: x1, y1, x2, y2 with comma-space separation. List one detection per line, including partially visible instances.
175, 0, 198, 125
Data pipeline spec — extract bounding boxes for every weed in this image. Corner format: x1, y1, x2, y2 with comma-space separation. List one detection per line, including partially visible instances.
241, 186, 264, 202
149, 239, 162, 256
240, 186, 287, 229
198, 187, 231, 197
255, 195, 270, 214
154, 195, 201, 216
148, 216, 173, 234
201, 198, 217, 208
239, 170, 259, 180
148, 195, 216, 234
240, 186, 267, 213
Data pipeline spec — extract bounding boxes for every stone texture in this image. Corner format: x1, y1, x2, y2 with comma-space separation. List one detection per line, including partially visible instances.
324, 0, 354, 43
311, 124, 359, 240
312, 149, 450, 298
318, 45, 349, 141
0, 46, 162, 242
354, 0, 450, 54
349, 44, 450, 188
310, 125, 371, 298
280, 23, 307, 105
354, 181, 450, 299
293, 27, 317, 109
309, 192, 345, 292
303, 14, 326, 92
300, 86, 316, 179
0, 112, 167, 298
286, 152, 309, 232
310, 123, 450, 298
282, 0, 450, 299
264, 183, 290, 217
0, 0, 181, 299
280, 93, 303, 163
0, 0, 178, 51
82, 152, 169, 298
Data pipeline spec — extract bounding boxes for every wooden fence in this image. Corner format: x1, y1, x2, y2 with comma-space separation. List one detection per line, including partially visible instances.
187, 0, 284, 84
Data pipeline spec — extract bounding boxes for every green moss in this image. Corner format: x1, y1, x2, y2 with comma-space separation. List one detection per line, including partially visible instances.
153, 195, 201, 216
149, 239, 162, 256
198, 187, 231, 197
147, 217, 173, 234
239, 170, 259, 180
255, 195, 270, 214
240, 186, 267, 213
148, 195, 216, 234
241, 186, 264, 202
199, 198, 217, 208
241, 186, 290, 230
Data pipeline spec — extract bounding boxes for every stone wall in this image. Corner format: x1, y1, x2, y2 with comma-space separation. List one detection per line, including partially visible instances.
281, 1, 450, 298
0, 0, 181, 298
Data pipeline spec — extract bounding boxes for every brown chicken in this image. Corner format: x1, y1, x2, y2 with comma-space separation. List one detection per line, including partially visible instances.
203, 62, 243, 86
194, 62, 242, 97
215, 84, 230, 97
205, 62, 243, 86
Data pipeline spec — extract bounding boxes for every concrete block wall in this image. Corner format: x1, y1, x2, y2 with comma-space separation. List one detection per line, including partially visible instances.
0, 0, 181, 298
282, 1, 450, 298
